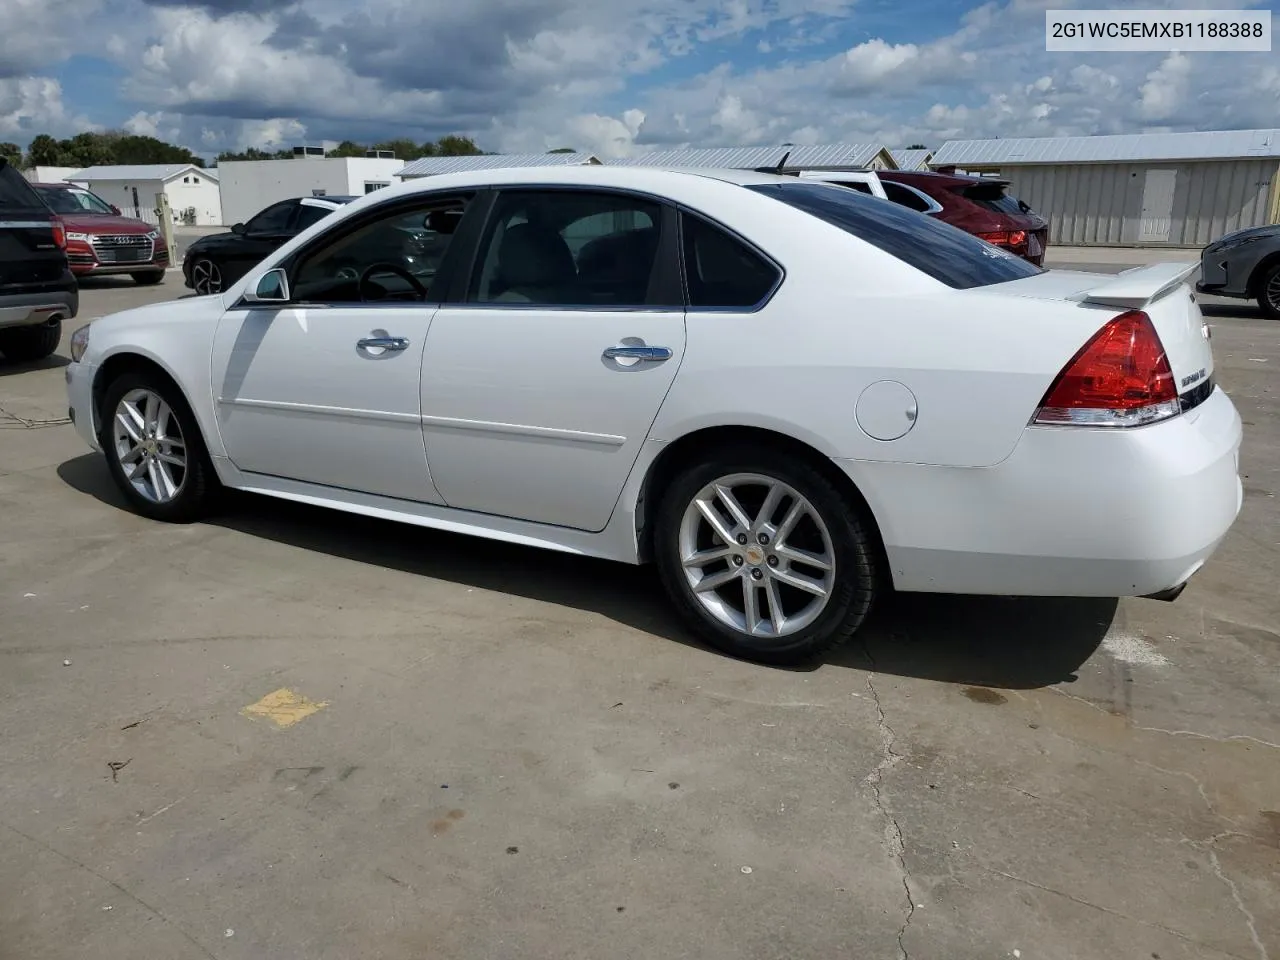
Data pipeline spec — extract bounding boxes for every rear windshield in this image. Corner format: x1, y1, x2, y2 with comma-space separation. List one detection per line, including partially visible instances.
961, 182, 1029, 216
748, 181, 1042, 289
0, 164, 47, 211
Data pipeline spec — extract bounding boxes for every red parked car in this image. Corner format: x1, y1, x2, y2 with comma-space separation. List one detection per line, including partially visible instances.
878, 170, 1049, 266
30, 183, 168, 285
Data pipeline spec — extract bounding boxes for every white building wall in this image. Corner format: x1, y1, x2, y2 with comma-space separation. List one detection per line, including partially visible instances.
217, 158, 379, 225
342, 158, 405, 196
82, 179, 165, 224
162, 169, 222, 225
23, 166, 82, 184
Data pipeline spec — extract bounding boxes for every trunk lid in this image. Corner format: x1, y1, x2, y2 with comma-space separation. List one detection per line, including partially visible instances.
989, 264, 1214, 406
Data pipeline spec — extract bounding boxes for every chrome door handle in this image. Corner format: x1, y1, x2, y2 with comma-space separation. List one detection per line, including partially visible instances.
357, 336, 409, 351
602, 344, 672, 361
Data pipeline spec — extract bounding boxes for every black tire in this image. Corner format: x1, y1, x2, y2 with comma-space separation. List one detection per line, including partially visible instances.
0, 318, 61, 363
131, 271, 165, 286
1256, 263, 1280, 320
653, 444, 880, 665
99, 370, 220, 523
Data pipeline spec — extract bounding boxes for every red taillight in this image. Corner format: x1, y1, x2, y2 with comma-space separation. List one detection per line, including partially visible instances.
1033, 310, 1180, 428
977, 230, 1026, 247
51, 219, 66, 250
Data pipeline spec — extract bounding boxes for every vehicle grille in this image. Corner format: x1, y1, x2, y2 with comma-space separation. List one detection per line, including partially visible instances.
67, 252, 95, 265
92, 234, 155, 263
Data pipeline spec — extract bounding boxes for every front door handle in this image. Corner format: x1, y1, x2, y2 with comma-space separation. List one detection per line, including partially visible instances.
357, 336, 409, 352
602, 344, 673, 362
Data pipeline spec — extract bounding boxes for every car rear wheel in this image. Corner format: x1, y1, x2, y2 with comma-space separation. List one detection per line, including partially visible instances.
654, 446, 880, 665
190, 259, 223, 295
0, 317, 62, 363
1257, 263, 1280, 320
131, 271, 165, 286
100, 372, 219, 522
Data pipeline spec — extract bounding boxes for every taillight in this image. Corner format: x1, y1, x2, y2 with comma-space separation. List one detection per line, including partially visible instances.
1032, 310, 1180, 428
51, 219, 66, 250
977, 230, 1026, 247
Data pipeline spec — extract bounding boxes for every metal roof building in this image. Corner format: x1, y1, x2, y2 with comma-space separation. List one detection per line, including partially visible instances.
890, 149, 932, 171
930, 129, 1280, 247
613, 143, 896, 171
399, 152, 601, 178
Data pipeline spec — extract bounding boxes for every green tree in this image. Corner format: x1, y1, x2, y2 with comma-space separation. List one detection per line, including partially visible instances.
905, 143, 928, 150
0, 142, 21, 167
434, 134, 481, 156
27, 134, 63, 166
547, 147, 576, 153
325, 140, 366, 158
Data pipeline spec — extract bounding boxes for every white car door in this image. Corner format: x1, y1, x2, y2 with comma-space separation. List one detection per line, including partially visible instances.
211, 193, 476, 503
419, 188, 686, 532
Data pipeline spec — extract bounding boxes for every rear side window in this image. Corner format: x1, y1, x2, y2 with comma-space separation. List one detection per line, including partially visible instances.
748, 181, 1041, 289
961, 182, 1029, 216
881, 181, 934, 213
682, 213, 780, 309
0, 165, 45, 211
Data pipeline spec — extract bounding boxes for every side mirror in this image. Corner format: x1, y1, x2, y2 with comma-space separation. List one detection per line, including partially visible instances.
231, 222, 246, 235
110, 204, 121, 215
245, 267, 290, 303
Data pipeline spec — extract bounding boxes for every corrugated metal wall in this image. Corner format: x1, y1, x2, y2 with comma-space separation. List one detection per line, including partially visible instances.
993, 160, 1279, 246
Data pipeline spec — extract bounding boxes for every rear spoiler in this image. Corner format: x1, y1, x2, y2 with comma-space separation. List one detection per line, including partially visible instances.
1067, 262, 1200, 309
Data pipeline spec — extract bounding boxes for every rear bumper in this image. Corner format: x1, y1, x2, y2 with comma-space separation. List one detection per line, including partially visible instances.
0, 285, 78, 330
842, 386, 1243, 598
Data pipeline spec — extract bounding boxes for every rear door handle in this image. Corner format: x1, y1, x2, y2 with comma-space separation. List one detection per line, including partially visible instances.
357, 336, 409, 352
602, 344, 673, 362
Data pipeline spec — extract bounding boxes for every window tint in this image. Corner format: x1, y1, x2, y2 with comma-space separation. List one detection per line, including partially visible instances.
748, 181, 1042, 290
828, 180, 873, 195
246, 201, 296, 235
471, 190, 662, 306
961, 183, 1029, 216
881, 181, 933, 213
682, 213, 780, 309
0, 165, 44, 209
292, 195, 472, 304
295, 204, 334, 230
35, 187, 113, 215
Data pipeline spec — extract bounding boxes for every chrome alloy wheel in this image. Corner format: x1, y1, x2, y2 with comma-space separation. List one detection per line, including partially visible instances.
679, 473, 837, 639
191, 259, 222, 294
1267, 268, 1280, 313
112, 388, 188, 504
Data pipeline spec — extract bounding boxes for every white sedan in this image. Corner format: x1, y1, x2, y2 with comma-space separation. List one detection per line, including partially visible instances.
65, 166, 1242, 664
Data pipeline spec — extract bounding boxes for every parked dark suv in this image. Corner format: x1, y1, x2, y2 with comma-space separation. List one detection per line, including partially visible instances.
0, 159, 78, 362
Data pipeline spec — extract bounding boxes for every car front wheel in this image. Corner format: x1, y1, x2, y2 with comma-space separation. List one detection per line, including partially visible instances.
190, 258, 223, 295
100, 371, 219, 522
654, 447, 880, 665
1257, 263, 1280, 320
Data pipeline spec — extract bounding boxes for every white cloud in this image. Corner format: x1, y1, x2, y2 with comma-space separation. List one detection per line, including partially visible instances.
0, 78, 98, 140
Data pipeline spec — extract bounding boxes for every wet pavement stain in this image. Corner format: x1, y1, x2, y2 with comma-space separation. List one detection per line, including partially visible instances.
961, 686, 1009, 706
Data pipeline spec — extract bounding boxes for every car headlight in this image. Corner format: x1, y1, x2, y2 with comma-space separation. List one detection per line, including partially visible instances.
146, 230, 159, 239
66, 232, 91, 242
69, 323, 91, 363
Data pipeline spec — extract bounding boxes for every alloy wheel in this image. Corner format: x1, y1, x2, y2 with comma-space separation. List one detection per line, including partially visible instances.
1266, 268, 1280, 314
678, 472, 837, 639
112, 388, 188, 504
191, 259, 222, 294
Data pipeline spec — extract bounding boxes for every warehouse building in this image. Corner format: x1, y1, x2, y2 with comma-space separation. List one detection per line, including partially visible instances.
398, 152, 601, 178
216, 154, 405, 226
891, 148, 933, 171
615, 143, 896, 171
929, 129, 1280, 247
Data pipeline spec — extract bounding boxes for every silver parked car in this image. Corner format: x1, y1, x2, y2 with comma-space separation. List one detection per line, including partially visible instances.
1197, 225, 1280, 319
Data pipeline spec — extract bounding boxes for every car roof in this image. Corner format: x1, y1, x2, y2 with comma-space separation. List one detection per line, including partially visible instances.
378, 165, 795, 198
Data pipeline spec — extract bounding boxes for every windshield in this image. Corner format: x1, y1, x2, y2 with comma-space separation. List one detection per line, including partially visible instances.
35, 186, 116, 215
748, 181, 1042, 289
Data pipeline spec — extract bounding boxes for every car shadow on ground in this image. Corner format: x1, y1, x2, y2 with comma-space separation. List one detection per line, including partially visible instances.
57, 453, 1114, 689
0, 353, 70, 376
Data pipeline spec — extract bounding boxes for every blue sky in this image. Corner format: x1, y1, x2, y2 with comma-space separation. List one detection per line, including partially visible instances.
2, 0, 1278, 160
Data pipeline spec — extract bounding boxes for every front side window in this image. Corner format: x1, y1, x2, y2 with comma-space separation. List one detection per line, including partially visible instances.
245, 201, 296, 235
291, 194, 472, 304
470, 190, 662, 306
749, 181, 1042, 290
681, 213, 780, 309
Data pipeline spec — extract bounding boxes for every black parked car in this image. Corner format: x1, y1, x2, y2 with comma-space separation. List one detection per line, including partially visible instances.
183, 195, 357, 294
0, 158, 78, 362
1197, 224, 1280, 319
